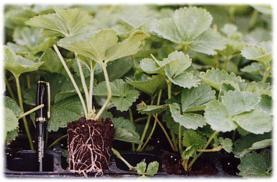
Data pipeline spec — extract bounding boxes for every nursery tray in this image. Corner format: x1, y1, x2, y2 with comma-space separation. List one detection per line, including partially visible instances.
5, 150, 233, 178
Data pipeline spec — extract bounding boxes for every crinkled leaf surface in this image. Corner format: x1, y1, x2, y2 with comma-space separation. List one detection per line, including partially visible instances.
151, 7, 225, 55
5, 108, 19, 135
166, 71, 200, 89
238, 151, 271, 177
112, 117, 140, 144
200, 69, 245, 90
58, 29, 146, 63
39, 48, 63, 73
233, 133, 271, 157
48, 96, 83, 132
164, 51, 192, 76
221, 91, 260, 116
181, 84, 216, 112
146, 161, 159, 176
191, 29, 226, 55
4, 47, 42, 77
151, 7, 212, 42
5, 96, 22, 117
13, 27, 56, 54
94, 79, 140, 111
232, 110, 272, 134
204, 100, 237, 132
169, 103, 206, 129
241, 42, 272, 63
136, 161, 147, 175
26, 8, 93, 36
182, 130, 207, 149
219, 137, 233, 153
127, 75, 164, 95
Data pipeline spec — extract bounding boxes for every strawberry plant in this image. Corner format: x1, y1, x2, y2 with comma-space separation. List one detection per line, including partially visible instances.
4, 4, 272, 177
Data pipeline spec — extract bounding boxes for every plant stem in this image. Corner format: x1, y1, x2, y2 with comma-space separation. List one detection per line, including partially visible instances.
140, 89, 163, 151
47, 134, 67, 149
89, 62, 95, 116
53, 45, 88, 118
15, 75, 34, 150
112, 148, 134, 171
167, 80, 172, 99
95, 62, 112, 120
134, 117, 148, 123
262, 66, 270, 83
76, 54, 90, 114
166, 79, 178, 151
197, 146, 222, 152
188, 131, 218, 170
129, 108, 135, 151
18, 104, 44, 119
136, 97, 155, 151
154, 115, 177, 151
5, 78, 15, 99
178, 125, 183, 153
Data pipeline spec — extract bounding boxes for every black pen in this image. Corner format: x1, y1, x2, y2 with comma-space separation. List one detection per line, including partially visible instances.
35, 79, 50, 172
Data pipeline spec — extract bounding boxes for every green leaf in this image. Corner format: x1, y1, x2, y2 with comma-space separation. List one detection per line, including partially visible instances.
204, 100, 237, 132
13, 27, 56, 54
104, 58, 133, 81
58, 29, 117, 62
200, 68, 245, 90
244, 81, 271, 97
5, 96, 22, 117
221, 91, 260, 116
252, 5, 272, 15
137, 102, 168, 115
249, 139, 272, 150
127, 75, 164, 95
94, 79, 140, 111
140, 58, 161, 74
241, 62, 264, 75
190, 29, 226, 55
39, 48, 63, 73
232, 110, 272, 134
136, 161, 147, 175
238, 151, 271, 177
219, 137, 233, 153
181, 84, 216, 112
48, 96, 83, 132
58, 29, 146, 64
151, 7, 212, 43
5, 108, 19, 135
105, 31, 147, 62
241, 42, 272, 63
182, 130, 207, 149
6, 128, 19, 144
233, 133, 271, 157
112, 117, 140, 144
164, 51, 192, 76
181, 146, 197, 160
146, 161, 159, 176
5, 7, 36, 29
169, 103, 206, 129
26, 8, 93, 36
166, 71, 200, 89
4, 46, 42, 77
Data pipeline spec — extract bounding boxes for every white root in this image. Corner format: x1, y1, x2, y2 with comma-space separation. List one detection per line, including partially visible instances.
68, 123, 111, 177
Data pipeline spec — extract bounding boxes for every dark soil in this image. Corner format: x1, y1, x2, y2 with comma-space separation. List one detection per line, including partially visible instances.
67, 117, 114, 176
161, 152, 184, 175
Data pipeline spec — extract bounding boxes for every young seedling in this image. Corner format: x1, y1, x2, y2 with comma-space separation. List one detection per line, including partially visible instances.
26, 8, 147, 175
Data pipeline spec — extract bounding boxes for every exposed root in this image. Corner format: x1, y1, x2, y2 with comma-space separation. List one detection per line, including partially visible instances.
67, 118, 114, 176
